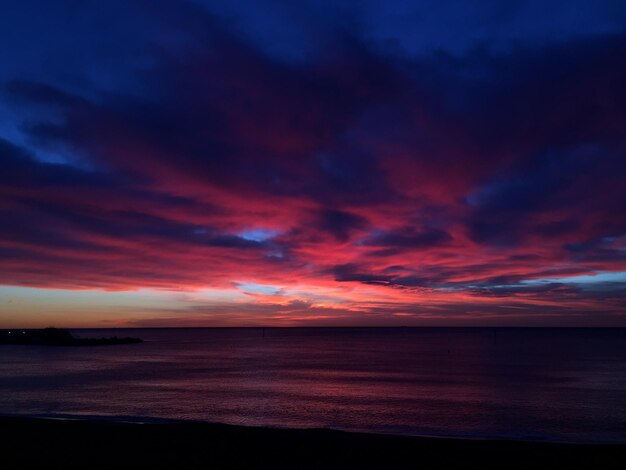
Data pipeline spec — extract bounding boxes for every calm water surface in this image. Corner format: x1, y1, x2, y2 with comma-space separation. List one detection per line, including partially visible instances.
1, 328, 626, 442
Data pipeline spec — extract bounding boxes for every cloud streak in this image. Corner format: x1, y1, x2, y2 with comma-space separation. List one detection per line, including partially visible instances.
1, 0, 626, 325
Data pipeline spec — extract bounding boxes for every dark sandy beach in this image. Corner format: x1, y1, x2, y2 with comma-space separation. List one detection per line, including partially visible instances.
1, 416, 625, 469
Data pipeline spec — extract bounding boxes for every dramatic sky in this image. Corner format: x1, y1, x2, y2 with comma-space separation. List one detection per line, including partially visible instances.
1, 0, 626, 327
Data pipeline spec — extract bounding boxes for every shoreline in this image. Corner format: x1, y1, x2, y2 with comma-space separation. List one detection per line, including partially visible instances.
1, 412, 621, 446
1, 414, 625, 469
5, 326, 626, 331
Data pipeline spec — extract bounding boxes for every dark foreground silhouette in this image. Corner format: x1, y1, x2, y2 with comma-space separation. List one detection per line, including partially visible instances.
0, 328, 142, 346
0, 416, 625, 469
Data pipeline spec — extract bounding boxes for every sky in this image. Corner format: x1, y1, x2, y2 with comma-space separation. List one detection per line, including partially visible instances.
1, 0, 626, 327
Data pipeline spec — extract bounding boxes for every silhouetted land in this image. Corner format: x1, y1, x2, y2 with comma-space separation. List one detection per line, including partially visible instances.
0, 328, 142, 346
0, 416, 625, 469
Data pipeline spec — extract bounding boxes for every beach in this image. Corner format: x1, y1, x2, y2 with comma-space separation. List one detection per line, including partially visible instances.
1, 415, 625, 469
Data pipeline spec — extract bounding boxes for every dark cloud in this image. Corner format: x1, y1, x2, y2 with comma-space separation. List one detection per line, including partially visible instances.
365, 227, 452, 248
0, 138, 111, 187
470, 282, 580, 298
316, 209, 369, 242
5, 79, 89, 109
333, 263, 391, 284
1, 1, 626, 323
467, 144, 626, 246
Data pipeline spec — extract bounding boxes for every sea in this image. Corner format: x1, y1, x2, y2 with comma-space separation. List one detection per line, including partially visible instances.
1, 327, 625, 443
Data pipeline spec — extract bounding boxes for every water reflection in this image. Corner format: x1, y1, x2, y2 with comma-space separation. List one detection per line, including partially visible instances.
1, 328, 625, 442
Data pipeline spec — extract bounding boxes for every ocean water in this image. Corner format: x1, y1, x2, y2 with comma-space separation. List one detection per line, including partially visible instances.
1, 327, 626, 443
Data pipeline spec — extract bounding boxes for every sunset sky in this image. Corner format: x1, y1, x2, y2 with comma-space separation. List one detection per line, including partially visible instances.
1, 0, 626, 327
